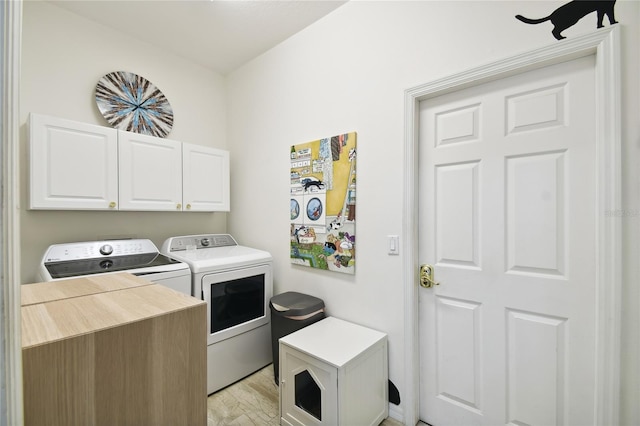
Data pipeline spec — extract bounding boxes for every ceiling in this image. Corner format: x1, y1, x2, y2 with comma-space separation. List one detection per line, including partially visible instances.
46, 0, 348, 75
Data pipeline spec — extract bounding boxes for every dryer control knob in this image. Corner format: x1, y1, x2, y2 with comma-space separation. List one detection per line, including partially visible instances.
100, 244, 113, 256
201, 238, 210, 247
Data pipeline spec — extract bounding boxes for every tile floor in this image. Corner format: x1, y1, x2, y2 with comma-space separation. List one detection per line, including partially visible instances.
206, 364, 403, 426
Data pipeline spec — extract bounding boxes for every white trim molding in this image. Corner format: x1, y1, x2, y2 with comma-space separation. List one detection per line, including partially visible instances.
1, 0, 23, 424
403, 26, 621, 426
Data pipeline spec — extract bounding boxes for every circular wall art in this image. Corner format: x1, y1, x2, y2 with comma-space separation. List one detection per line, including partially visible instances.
95, 71, 173, 138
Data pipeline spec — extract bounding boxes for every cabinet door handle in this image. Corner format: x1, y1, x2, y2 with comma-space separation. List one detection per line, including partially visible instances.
109, 201, 116, 209
176, 203, 182, 210
186, 204, 191, 210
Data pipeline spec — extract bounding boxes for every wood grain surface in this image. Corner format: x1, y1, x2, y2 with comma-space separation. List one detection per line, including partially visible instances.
21, 273, 154, 306
22, 277, 203, 348
22, 278, 207, 426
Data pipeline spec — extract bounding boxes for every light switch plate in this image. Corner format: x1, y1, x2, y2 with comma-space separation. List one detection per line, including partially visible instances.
388, 235, 399, 255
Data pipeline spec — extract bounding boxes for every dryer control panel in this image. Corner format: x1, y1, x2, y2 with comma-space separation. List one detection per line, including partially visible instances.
163, 234, 237, 252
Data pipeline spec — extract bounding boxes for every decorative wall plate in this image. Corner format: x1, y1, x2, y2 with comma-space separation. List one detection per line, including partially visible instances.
95, 71, 173, 138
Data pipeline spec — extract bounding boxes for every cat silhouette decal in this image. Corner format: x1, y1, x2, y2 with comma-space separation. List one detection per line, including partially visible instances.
516, 0, 617, 40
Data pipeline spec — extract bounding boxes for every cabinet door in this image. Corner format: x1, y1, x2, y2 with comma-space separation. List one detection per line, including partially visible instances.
118, 130, 183, 211
29, 114, 118, 210
182, 143, 230, 212
280, 345, 338, 426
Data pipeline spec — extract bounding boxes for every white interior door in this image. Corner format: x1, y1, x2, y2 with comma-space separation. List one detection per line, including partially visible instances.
418, 55, 598, 425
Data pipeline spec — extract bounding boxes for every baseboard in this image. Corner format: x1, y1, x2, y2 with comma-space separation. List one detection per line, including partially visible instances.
388, 403, 404, 423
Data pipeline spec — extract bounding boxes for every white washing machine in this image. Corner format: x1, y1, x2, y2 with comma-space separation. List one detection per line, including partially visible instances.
38, 239, 191, 295
161, 234, 273, 394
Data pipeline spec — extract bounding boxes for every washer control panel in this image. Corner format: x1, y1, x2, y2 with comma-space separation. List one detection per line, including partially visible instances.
43, 239, 158, 262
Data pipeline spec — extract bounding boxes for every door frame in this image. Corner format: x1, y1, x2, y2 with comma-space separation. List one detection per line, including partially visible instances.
402, 27, 621, 426
1, 0, 24, 424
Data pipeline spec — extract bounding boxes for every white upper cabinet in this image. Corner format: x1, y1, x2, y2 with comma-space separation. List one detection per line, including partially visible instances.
29, 113, 230, 212
118, 130, 183, 211
29, 113, 119, 210
182, 143, 230, 212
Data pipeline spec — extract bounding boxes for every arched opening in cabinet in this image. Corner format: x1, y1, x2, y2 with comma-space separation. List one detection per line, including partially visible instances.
295, 369, 322, 420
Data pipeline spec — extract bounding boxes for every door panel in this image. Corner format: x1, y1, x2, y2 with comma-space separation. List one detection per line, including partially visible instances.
419, 55, 596, 425
506, 151, 566, 276
435, 161, 480, 267
435, 297, 482, 412
280, 348, 338, 426
118, 130, 183, 211
29, 114, 118, 210
182, 143, 230, 211
506, 309, 566, 426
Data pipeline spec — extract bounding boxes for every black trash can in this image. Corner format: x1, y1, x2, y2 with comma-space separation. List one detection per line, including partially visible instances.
270, 291, 325, 384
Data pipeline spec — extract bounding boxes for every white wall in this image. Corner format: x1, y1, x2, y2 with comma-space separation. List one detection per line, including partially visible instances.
227, 1, 640, 423
20, 1, 229, 284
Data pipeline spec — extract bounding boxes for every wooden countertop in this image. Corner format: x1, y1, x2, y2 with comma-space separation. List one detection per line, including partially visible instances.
22, 273, 205, 349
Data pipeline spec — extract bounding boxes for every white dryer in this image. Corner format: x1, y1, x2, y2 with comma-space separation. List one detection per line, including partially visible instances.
161, 234, 273, 394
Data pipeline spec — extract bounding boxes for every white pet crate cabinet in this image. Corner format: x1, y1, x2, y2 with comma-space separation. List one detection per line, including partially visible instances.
279, 317, 388, 426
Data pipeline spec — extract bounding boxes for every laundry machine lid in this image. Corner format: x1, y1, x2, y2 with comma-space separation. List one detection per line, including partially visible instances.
39, 239, 190, 281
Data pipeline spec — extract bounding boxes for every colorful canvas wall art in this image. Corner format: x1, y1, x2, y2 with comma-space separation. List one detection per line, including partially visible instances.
290, 132, 357, 275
